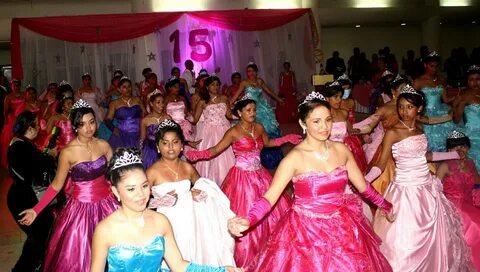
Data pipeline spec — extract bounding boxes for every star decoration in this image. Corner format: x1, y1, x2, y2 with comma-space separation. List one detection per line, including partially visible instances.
147, 52, 156, 61
107, 64, 114, 72
80, 45, 85, 54
132, 44, 136, 54
253, 39, 260, 48
288, 33, 292, 41
55, 54, 61, 64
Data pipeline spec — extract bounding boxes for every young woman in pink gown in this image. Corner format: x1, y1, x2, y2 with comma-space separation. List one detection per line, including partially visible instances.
369, 85, 474, 271
185, 96, 300, 268
436, 131, 480, 270
18, 99, 118, 272
165, 77, 195, 145
228, 92, 394, 272
45, 90, 75, 150
1, 79, 25, 168
193, 76, 235, 186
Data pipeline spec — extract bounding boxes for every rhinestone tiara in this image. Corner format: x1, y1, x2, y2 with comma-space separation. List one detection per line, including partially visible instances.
120, 76, 129, 81
400, 84, 423, 99
381, 70, 394, 78
235, 93, 255, 104
71, 99, 91, 110
59, 80, 70, 87
157, 119, 177, 130
300, 91, 327, 106
111, 150, 143, 170
467, 65, 480, 73
392, 74, 403, 82
337, 73, 350, 81
448, 130, 466, 139
150, 89, 163, 96
427, 51, 439, 57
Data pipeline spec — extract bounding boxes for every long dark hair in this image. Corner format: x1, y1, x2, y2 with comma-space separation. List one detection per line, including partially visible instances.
201, 76, 221, 103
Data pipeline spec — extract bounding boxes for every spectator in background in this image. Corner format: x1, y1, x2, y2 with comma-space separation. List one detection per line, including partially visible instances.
402, 50, 416, 79
348, 47, 362, 84
444, 48, 463, 87
471, 47, 480, 65
413, 45, 429, 79
326, 51, 346, 75
383, 46, 398, 73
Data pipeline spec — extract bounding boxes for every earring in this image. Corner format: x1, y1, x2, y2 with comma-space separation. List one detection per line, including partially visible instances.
302, 127, 306, 134
116, 196, 120, 202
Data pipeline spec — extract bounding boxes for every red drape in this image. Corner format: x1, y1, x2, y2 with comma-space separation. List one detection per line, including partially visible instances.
11, 9, 310, 79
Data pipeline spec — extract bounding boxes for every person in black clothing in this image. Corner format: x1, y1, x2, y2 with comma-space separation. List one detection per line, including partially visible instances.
325, 51, 346, 75
7, 111, 56, 272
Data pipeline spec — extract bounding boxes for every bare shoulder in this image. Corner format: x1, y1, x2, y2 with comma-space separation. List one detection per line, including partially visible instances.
254, 122, 265, 133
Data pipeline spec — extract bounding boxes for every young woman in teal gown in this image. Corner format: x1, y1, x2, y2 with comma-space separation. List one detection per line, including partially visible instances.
90, 148, 239, 272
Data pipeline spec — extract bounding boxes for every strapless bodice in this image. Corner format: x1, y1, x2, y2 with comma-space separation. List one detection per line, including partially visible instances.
464, 104, 480, 130
151, 179, 191, 197
232, 136, 263, 170
202, 103, 230, 126
146, 124, 158, 141
115, 105, 142, 132
443, 160, 476, 204
392, 135, 431, 185
70, 156, 107, 181
107, 235, 165, 272
81, 91, 97, 101
56, 119, 75, 147
69, 156, 112, 202
166, 101, 187, 123
244, 86, 263, 99
330, 122, 347, 142
291, 167, 363, 217
421, 86, 449, 117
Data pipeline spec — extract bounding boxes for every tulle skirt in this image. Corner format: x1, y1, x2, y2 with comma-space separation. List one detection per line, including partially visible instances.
250, 195, 392, 272
109, 129, 140, 149
221, 165, 291, 268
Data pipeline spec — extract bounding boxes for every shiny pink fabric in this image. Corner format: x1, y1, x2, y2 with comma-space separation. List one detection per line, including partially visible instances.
166, 101, 194, 141
250, 167, 392, 272
221, 136, 291, 268
56, 119, 75, 150
442, 160, 480, 270
330, 122, 368, 173
373, 135, 474, 271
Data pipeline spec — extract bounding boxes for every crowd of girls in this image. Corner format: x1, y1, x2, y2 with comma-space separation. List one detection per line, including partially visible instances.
1, 53, 479, 272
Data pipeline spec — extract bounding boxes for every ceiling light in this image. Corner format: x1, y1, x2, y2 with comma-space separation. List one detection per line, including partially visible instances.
440, 0, 472, 6
473, 21, 477, 24
355, 25, 361, 28
401, 23, 407, 26
354, 0, 392, 8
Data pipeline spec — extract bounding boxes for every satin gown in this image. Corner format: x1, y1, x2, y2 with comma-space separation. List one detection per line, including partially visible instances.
166, 101, 194, 142
55, 119, 75, 150
151, 178, 235, 268
44, 156, 118, 272
0, 96, 24, 168
251, 167, 392, 272
109, 105, 142, 149
107, 235, 226, 272
464, 104, 480, 171
442, 159, 480, 270
275, 72, 298, 123
221, 136, 291, 268
194, 103, 235, 186
421, 86, 456, 152
373, 135, 474, 271
244, 86, 283, 169
330, 121, 368, 173
142, 124, 160, 169
368, 112, 398, 196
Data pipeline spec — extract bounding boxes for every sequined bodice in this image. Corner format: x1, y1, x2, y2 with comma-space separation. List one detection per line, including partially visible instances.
70, 156, 107, 181
392, 135, 431, 185
330, 122, 347, 142
244, 86, 262, 100
166, 101, 187, 123
443, 160, 476, 204
202, 103, 230, 126
146, 124, 158, 141
107, 235, 165, 272
421, 86, 449, 117
464, 104, 480, 130
232, 136, 263, 170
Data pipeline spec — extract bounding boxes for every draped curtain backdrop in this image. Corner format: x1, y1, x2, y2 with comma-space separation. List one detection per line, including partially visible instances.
11, 9, 318, 97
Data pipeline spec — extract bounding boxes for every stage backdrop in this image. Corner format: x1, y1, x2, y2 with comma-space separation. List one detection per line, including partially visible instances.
11, 9, 319, 99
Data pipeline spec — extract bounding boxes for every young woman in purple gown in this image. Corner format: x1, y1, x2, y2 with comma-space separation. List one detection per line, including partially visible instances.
18, 99, 118, 272
228, 92, 394, 272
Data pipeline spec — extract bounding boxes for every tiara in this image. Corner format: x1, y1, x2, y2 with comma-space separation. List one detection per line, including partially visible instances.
151, 89, 162, 96
337, 73, 350, 81
198, 70, 208, 76
427, 51, 439, 57
327, 81, 341, 87
467, 65, 480, 73
393, 74, 403, 82
247, 61, 256, 65
59, 80, 70, 86
26, 84, 34, 89
82, 72, 90, 76
400, 84, 423, 99
448, 130, 466, 139
300, 91, 327, 106
71, 99, 91, 110
235, 93, 255, 104
381, 70, 394, 78
111, 150, 143, 170
120, 76, 129, 81
157, 119, 177, 130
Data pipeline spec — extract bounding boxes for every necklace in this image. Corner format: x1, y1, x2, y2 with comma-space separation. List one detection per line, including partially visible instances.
240, 123, 255, 138
121, 97, 131, 107
76, 137, 93, 154
210, 95, 218, 103
399, 120, 415, 131
313, 141, 330, 161
162, 159, 180, 181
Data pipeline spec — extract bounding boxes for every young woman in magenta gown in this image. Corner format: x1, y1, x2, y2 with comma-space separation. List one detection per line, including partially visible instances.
228, 92, 394, 272
91, 148, 239, 272
185, 96, 300, 268
368, 85, 473, 271
18, 99, 118, 272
